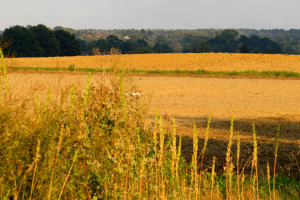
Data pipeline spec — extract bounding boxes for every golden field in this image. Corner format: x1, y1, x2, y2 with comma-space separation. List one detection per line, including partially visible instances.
6, 53, 300, 72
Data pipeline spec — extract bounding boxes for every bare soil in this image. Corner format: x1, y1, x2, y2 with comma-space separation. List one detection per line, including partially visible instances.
8, 71, 300, 177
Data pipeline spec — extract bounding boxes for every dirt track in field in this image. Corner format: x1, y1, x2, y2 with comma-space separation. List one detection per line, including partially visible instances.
7, 71, 300, 177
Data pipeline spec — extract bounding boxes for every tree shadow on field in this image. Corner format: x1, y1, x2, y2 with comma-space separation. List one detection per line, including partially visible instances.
150, 115, 300, 179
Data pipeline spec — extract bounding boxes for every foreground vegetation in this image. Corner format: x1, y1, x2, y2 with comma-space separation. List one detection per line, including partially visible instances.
1, 48, 300, 199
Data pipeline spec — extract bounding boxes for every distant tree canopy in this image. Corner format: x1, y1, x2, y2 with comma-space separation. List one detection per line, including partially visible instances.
1, 24, 296, 56
2, 24, 81, 57
209, 29, 240, 53
107, 35, 124, 50
206, 30, 283, 54
54, 30, 81, 56
2, 25, 42, 57
85, 34, 152, 55
182, 34, 211, 53
152, 35, 174, 53
238, 35, 282, 54
29, 24, 61, 57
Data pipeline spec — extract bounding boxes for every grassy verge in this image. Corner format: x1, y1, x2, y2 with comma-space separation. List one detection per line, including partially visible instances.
7, 65, 300, 78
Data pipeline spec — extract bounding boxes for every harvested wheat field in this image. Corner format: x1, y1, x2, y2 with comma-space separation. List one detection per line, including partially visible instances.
7, 70, 300, 177
6, 53, 300, 72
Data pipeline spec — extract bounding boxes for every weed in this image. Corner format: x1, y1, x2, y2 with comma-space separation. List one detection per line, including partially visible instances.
68, 64, 75, 72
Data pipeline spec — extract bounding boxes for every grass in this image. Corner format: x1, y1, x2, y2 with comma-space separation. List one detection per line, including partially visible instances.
1, 49, 300, 199
7, 65, 300, 78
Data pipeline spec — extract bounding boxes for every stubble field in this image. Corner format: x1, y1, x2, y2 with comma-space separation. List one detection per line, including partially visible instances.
6, 52, 300, 72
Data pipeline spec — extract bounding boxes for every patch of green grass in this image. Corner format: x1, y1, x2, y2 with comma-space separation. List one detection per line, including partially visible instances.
7, 66, 300, 78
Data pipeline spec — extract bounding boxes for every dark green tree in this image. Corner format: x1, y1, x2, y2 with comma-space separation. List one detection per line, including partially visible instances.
242, 35, 282, 54
29, 24, 60, 57
182, 34, 211, 53
140, 29, 146, 34
153, 42, 174, 53
106, 35, 124, 49
87, 41, 98, 55
54, 30, 81, 56
209, 29, 239, 52
3, 25, 43, 57
153, 35, 174, 53
79, 39, 89, 55
134, 47, 153, 54
120, 40, 134, 54
260, 37, 282, 53
253, 47, 260, 54
239, 42, 249, 53
96, 39, 109, 52
137, 39, 148, 48
191, 40, 211, 53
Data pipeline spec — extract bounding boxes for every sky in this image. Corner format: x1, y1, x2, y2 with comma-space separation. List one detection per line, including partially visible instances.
0, 0, 299, 31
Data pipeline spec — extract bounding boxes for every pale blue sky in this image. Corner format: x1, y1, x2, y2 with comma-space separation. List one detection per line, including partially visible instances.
0, 0, 299, 30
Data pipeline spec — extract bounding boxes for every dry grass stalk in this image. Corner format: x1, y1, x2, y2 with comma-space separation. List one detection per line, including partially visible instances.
48, 125, 63, 200
58, 150, 78, 200
171, 117, 177, 198
0, 37, 13, 50
273, 125, 280, 200
192, 122, 199, 198
267, 162, 271, 200
171, 117, 177, 182
228, 161, 234, 200
237, 131, 241, 200
159, 114, 165, 199
29, 139, 40, 200
42, 87, 51, 118
241, 174, 245, 200
153, 108, 158, 197
139, 157, 145, 200
226, 116, 234, 200
252, 123, 259, 200
211, 156, 216, 200
69, 85, 76, 113
199, 115, 211, 198
176, 128, 182, 190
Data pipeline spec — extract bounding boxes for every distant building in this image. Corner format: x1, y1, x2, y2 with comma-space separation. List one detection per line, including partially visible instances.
97, 32, 104, 37
124, 35, 130, 40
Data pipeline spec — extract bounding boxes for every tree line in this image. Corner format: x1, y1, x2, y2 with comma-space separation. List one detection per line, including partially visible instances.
82, 29, 283, 55
1, 24, 299, 57
182, 29, 282, 54
1, 24, 81, 57
81, 35, 154, 55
